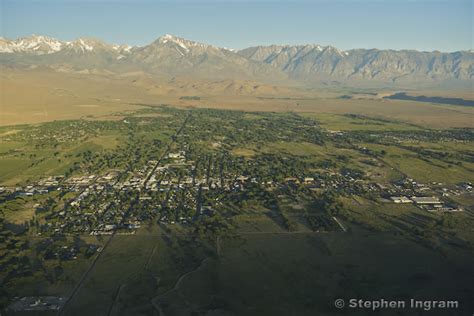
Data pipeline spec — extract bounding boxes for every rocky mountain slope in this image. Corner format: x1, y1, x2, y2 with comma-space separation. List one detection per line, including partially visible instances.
238, 45, 473, 85
1, 34, 472, 87
128, 34, 286, 81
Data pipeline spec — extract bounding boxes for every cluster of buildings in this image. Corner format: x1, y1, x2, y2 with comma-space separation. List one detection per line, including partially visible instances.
386, 178, 469, 212
7, 296, 64, 312
1, 143, 470, 237
390, 196, 462, 212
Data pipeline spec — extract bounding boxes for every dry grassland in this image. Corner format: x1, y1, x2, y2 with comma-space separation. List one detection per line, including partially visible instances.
1, 68, 473, 128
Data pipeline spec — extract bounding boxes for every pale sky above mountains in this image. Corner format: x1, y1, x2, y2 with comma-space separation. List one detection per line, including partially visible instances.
1, 0, 472, 52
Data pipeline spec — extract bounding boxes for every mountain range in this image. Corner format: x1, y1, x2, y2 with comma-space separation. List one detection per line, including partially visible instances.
1, 34, 472, 88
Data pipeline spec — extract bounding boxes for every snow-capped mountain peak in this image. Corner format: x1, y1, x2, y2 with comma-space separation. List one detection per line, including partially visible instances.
0, 35, 64, 54
158, 34, 191, 52
0, 35, 135, 55
0, 33, 471, 84
66, 38, 95, 52
155, 34, 228, 52
159, 34, 175, 42
112, 44, 133, 52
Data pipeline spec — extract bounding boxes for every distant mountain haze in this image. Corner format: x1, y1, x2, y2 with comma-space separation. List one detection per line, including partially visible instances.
1, 34, 472, 88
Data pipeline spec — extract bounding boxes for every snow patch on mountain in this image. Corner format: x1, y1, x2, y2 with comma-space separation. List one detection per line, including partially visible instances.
0, 35, 64, 54
0, 35, 135, 55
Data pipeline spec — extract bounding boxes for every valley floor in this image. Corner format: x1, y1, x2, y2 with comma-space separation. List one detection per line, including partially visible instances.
1, 93, 473, 315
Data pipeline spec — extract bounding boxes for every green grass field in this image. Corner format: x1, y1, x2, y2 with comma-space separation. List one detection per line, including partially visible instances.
0, 127, 128, 185
154, 232, 474, 315
302, 113, 423, 131
363, 143, 473, 184
64, 229, 211, 316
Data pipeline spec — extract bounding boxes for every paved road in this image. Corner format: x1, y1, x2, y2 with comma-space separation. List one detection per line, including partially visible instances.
332, 216, 347, 232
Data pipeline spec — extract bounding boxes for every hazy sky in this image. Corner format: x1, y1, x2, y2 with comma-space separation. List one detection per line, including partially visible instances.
1, 0, 472, 52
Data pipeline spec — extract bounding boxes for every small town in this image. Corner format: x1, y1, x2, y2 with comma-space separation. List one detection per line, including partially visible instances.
1, 107, 473, 314
0, 161, 469, 237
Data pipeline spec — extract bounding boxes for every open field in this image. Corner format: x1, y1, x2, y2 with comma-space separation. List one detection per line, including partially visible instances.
0, 133, 120, 185
299, 113, 422, 131
0, 69, 145, 126
62, 230, 211, 316
192, 96, 474, 129
47, 230, 474, 316
362, 143, 474, 185
1, 68, 473, 128
172, 233, 474, 316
